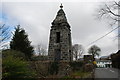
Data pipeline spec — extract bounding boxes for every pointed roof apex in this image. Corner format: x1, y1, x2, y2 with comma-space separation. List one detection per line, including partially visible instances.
60, 3, 63, 9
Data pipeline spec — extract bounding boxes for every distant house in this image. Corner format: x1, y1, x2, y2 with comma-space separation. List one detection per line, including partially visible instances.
84, 55, 93, 63
100, 55, 111, 60
111, 50, 120, 69
96, 60, 112, 68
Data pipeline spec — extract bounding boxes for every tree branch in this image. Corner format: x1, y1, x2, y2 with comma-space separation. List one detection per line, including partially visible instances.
105, 4, 120, 17
114, 1, 120, 7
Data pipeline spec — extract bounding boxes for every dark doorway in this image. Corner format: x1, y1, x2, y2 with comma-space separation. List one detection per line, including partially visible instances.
54, 49, 61, 61
56, 32, 60, 43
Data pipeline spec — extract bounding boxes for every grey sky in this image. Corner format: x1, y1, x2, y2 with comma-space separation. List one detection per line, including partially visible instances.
1, 0, 118, 56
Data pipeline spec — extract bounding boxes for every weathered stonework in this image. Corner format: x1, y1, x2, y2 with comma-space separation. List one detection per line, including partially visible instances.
48, 5, 72, 62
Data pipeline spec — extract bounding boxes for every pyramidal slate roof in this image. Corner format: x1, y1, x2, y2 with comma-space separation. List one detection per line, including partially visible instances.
52, 4, 68, 25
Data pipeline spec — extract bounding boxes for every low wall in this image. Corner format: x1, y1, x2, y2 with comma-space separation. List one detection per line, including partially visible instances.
29, 61, 94, 78
29, 61, 72, 78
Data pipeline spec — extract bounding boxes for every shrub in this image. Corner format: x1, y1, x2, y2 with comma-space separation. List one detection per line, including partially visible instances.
69, 61, 84, 71
48, 62, 59, 75
2, 50, 36, 79
84, 63, 94, 72
2, 49, 26, 60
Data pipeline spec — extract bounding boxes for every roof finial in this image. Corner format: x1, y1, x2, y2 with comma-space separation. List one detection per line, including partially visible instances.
60, 3, 63, 9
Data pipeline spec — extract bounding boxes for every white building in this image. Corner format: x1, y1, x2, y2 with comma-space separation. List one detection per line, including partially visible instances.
96, 60, 112, 68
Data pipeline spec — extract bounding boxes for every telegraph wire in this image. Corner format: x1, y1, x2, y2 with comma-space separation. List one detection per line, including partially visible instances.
87, 26, 120, 47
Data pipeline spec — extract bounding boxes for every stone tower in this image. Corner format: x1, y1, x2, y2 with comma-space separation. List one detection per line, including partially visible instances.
48, 4, 72, 62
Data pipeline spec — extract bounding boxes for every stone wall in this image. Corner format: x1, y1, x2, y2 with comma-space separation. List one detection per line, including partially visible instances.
30, 61, 72, 78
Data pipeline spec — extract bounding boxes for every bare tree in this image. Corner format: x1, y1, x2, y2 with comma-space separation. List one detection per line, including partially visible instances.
0, 24, 11, 49
97, 1, 120, 50
97, 1, 120, 26
72, 44, 84, 61
37, 44, 41, 56
36, 44, 47, 56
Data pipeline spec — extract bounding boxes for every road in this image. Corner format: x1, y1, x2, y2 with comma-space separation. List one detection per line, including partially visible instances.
95, 68, 120, 80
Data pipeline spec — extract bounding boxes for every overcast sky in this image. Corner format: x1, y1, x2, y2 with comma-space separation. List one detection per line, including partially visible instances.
1, 0, 118, 56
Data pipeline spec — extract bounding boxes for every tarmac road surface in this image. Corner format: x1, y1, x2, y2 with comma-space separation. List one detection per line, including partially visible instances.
94, 68, 120, 80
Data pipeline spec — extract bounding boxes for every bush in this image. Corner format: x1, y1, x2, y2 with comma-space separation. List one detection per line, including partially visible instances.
84, 63, 94, 72
69, 61, 84, 71
2, 49, 26, 60
48, 62, 59, 75
2, 50, 36, 79
31, 55, 48, 61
